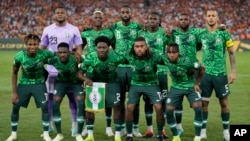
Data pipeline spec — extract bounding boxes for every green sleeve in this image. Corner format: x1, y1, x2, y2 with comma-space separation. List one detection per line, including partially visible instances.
13, 52, 22, 68
80, 53, 93, 72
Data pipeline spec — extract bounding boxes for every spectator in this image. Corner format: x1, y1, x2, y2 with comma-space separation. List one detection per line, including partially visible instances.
0, 0, 249, 40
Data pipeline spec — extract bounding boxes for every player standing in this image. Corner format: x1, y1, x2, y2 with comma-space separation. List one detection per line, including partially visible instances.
124, 37, 165, 141
110, 5, 143, 137
138, 11, 169, 139
81, 11, 114, 54
81, 11, 115, 136
198, 9, 236, 141
167, 12, 202, 136
164, 43, 204, 141
47, 42, 85, 141
78, 36, 123, 141
5, 34, 55, 141
40, 6, 83, 137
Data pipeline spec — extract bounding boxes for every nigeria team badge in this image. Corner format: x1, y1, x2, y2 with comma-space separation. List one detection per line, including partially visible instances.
85, 82, 106, 112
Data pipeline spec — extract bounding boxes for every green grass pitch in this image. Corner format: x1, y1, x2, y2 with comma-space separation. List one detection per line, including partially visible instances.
0, 50, 249, 141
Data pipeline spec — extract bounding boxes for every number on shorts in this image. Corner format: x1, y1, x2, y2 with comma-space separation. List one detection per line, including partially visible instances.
114, 93, 120, 104
157, 92, 162, 101
225, 84, 229, 93
162, 89, 168, 98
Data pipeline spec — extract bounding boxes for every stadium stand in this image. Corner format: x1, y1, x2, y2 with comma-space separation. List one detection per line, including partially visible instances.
0, 0, 249, 39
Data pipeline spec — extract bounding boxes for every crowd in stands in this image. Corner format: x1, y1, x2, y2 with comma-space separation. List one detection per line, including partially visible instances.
0, 0, 249, 40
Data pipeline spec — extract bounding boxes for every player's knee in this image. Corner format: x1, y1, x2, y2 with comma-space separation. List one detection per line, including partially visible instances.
113, 105, 120, 114
52, 100, 60, 111
193, 106, 202, 114
126, 104, 135, 113
202, 100, 209, 108
41, 104, 49, 115
153, 103, 162, 112
192, 101, 202, 108
113, 110, 121, 120
176, 104, 183, 110
144, 104, 153, 113
77, 100, 84, 110
67, 93, 77, 103
220, 101, 229, 112
219, 97, 228, 106
166, 108, 174, 117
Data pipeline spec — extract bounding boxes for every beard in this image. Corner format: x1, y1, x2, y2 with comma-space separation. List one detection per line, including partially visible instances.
56, 19, 66, 24
180, 25, 189, 31
122, 17, 131, 23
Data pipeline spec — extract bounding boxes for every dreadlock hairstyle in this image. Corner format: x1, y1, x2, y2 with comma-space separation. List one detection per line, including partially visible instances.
24, 34, 41, 44
130, 36, 152, 59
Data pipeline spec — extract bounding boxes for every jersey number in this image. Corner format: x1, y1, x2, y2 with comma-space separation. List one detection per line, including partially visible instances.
49, 36, 57, 45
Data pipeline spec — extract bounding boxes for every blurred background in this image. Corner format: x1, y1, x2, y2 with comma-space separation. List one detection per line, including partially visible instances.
0, 0, 249, 40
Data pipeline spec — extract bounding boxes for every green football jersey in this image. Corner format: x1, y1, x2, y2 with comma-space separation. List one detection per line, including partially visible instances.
138, 27, 169, 74
81, 28, 114, 53
79, 51, 124, 82
171, 27, 201, 62
125, 51, 164, 86
13, 49, 55, 84
138, 27, 168, 53
47, 54, 81, 84
110, 21, 142, 55
164, 56, 199, 89
198, 28, 233, 76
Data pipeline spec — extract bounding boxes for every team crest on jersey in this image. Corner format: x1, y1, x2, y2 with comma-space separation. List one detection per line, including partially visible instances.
176, 70, 184, 76
65, 33, 70, 38
130, 30, 136, 35
215, 38, 222, 44
108, 64, 116, 71
37, 61, 44, 68
156, 38, 162, 43
144, 66, 151, 72
70, 67, 76, 73
188, 35, 195, 41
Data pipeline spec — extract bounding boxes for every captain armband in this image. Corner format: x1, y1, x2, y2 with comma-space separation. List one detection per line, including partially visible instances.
226, 39, 233, 47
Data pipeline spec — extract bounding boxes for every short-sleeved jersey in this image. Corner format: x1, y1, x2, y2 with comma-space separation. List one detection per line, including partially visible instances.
41, 23, 83, 52
47, 54, 81, 84
13, 49, 55, 84
81, 28, 114, 53
170, 28, 201, 62
164, 56, 200, 89
79, 51, 124, 82
138, 27, 168, 53
198, 28, 233, 76
125, 51, 164, 86
110, 21, 142, 55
